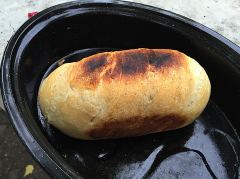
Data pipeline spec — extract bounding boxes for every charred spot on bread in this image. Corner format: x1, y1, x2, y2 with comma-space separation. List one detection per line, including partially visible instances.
148, 51, 173, 68
88, 114, 186, 139
82, 53, 108, 73
116, 50, 149, 75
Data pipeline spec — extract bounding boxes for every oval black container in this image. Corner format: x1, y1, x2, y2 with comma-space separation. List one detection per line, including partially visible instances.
1, 1, 240, 178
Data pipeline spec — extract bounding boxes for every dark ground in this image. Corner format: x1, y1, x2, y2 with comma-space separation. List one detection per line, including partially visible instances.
0, 108, 50, 179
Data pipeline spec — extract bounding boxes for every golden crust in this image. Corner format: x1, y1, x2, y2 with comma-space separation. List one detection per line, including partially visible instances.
38, 48, 211, 140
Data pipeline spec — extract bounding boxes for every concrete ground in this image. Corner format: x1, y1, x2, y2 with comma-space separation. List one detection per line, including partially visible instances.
0, 109, 50, 178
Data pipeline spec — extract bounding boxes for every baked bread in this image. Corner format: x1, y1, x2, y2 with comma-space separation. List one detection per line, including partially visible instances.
38, 48, 211, 140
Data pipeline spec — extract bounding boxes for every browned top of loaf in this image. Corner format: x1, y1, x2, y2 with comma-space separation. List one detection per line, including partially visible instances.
69, 48, 187, 89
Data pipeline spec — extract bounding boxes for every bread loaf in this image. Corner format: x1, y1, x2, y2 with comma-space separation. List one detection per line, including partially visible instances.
38, 48, 211, 140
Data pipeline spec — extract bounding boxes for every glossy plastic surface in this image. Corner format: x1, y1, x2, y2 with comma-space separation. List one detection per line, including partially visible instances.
1, 1, 240, 178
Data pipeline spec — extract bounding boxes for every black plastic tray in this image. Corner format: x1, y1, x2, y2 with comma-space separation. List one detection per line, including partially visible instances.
1, 1, 240, 178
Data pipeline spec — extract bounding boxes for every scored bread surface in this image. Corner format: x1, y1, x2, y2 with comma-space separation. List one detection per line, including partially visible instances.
38, 48, 211, 139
